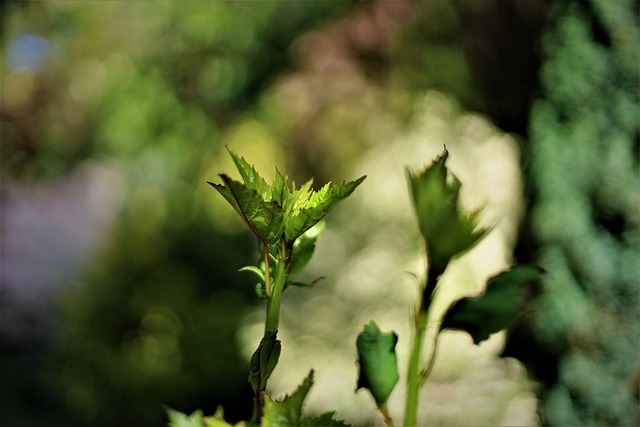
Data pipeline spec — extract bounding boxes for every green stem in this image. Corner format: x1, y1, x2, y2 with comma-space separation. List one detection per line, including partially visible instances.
265, 244, 288, 334
379, 402, 395, 427
404, 311, 428, 427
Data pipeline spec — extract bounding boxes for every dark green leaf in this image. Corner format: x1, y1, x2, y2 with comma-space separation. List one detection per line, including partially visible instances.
441, 265, 545, 344
356, 321, 399, 406
301, 412, 350, 426
407, 149, 489, 280
228, 147, 271, 200
248, 332, 281, 393
209, 175, 284, 246
262, 370, 315, 427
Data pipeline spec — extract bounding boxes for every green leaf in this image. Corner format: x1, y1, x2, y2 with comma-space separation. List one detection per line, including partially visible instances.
285, 277, 324, 290
301, 412, 350, 426
210, 150, 364, 251
239, 265, 266, 282
284, 177, 366, 244
441, 265, 545, 344
262, 370, 315, 427
356, 321, 399, 406
209, 175, 284, 246
407, 149, 489, 281
227, 147, 271, 200
271, 168, 290, 206
166, 407, 206, 427
289, 222, 325, 278
248, 332, 281, 393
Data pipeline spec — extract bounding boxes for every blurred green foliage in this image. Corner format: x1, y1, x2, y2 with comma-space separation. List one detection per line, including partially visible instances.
1, 1, 559, 426
524, 0, 639, 425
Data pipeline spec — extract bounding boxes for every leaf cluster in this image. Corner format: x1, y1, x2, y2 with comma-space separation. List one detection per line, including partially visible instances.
209, 148, 365, 249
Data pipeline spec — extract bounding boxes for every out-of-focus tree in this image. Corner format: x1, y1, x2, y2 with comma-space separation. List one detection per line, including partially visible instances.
505, 0, 639, 425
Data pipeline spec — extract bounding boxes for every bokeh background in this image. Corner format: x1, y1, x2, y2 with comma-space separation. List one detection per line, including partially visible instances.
1, 1, 638, 426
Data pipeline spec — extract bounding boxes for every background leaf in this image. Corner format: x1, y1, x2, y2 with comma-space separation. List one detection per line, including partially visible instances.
355, 321, 399, 406
441, 265, 545, 344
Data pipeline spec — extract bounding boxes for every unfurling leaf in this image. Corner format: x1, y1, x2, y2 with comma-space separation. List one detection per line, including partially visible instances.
407, 149, 489, 282
356, 321, 399, 406
441, 265, 545, 344
248, 332, 281, 393
262, 370, 315, 427
289, 222, 325, 278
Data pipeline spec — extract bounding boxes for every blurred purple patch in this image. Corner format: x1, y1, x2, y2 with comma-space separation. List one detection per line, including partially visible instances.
8, 35, 51, 73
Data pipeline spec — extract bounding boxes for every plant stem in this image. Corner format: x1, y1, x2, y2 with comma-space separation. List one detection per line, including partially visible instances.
379, 402, 395, 427
404, 310, 428, 427
265, 244, 288, 334
264, 244, 271, 297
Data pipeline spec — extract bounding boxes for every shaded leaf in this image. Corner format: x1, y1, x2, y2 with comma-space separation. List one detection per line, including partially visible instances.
441, 265, 545, 344
356, 321, 399, 406
262, 370, 315, 427
248, 332, 281, 393
301, 411, 350, 426
407, 149, 489, 281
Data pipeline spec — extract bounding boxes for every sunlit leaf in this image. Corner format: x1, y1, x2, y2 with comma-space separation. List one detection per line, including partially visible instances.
441, 265, 545, 344
166, 407, 206, 427
356, 321, 399, 406
262, 370, 314, 427
284, 177, 366, 244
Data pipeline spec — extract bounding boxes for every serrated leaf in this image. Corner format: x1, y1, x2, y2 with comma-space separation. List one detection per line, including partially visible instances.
356, 321, 399, 406
284, 177, 366, 243
209, 175, 284, 246
407, 149, 489, 281
289, 222, 325, 278
271, 168, 290, 206
166, 407, 206, 427
441, 265, 545, 344
228, 148, 271, 200
262, 370, 315, 427
248, 332, 281, 393
301, 411, 351, 426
